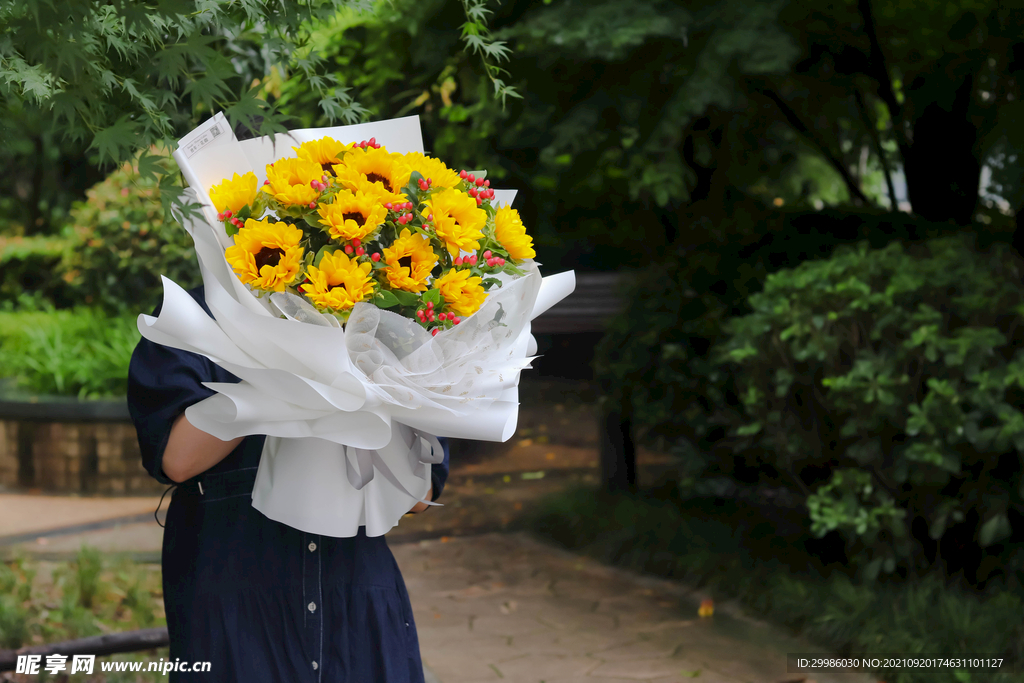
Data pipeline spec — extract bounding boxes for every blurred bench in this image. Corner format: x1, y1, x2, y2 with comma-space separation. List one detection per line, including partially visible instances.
531, 271, 637, 493
530, 272, 624, 334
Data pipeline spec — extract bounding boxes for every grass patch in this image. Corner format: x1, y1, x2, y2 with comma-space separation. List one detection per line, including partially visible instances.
0, 307, 139, 399
526, 485, 1023, 683
0, 548, 167, 682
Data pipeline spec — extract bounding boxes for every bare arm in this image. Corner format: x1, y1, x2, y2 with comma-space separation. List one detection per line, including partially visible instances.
162, 413, 244, 484
164, 413, 435, 515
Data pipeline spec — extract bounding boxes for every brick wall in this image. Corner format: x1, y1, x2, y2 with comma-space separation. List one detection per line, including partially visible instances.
0, 419, 164, 494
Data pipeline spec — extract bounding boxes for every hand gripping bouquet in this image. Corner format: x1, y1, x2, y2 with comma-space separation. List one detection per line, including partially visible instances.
140, 113, 575, 537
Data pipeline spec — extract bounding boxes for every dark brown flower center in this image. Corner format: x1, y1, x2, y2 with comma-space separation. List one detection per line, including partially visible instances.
398, 255, 412, 271
365, 173, 392, 192
321, 162, 335, 175
342, 212, 365, 226
254, 247, 284, 270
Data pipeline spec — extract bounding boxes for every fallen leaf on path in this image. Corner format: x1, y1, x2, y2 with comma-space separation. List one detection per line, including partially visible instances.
518, 438, 533, 447
513, 502, 523, 510
681, 670, 701, 678
698, 599, 714, 617
545, 452, 556, 460
521, 471, 545, 480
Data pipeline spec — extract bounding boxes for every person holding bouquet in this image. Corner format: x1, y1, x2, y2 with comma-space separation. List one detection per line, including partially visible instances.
128, 283, 448, 682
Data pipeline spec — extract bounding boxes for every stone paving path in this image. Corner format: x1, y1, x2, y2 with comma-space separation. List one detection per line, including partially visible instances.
398, 532, 872, 683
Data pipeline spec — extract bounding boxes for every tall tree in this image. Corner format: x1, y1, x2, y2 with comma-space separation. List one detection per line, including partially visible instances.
0, 0, 515, 233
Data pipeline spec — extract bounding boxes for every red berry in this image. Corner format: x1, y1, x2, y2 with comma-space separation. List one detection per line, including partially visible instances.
225, 210, 233, 218
369, 137, 376, 146
454, 256, 463, 266
483, 250, 492, 259
344, 245, 353, 254
385, 202, 393, 210
359, 140, 366, 147
309, 202, 316, 208
484, 179, 490, 187
427, 214, 433, 221
468, 188, 477, 198
371, 253, 381, 262
475, 177, 484, 187
426, 301, 433, 309
453, 317, 461, 325
469, 255, 478, 265
459, 170, 467, 179
356, 246, 366, 256
476, 197, 482, 205
352, 238, 361, 248
431, 328, 439, 337
467, 174, 475, 183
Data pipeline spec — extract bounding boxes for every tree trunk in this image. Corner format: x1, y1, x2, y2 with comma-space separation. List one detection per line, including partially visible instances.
902, 70, 981, 225
599, 406, 636, 494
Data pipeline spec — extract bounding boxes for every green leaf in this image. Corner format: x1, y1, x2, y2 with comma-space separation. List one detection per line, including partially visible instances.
392, 290, 421, 307
736, 421, 762, 436
421, 288, 442, 306
375, 290, 401, 308
978, 513, 1012, 548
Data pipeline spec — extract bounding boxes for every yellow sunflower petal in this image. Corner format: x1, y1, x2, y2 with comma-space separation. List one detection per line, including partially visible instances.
433, 268, 486, 317
224, 217, 305, 292
423, 188, 486, 258
209, 172, 259, 215
299, 251, 374, 311
493, 206, 536, 261
318, 191, 389, 242
293, 136, 354, 172
394, 153, 462, 190
382, 228, 438, 293
262, 157, 322, 207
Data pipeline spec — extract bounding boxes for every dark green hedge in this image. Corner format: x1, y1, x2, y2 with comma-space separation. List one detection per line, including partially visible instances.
596, 226, 1024, 587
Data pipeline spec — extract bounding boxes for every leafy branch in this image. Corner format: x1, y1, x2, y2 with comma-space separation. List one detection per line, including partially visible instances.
459, 0, 521, 106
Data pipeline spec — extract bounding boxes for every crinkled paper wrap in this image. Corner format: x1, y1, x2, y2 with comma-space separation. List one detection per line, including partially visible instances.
138, 114, 575, 537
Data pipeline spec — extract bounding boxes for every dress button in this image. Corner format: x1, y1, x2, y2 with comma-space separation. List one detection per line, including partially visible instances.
312, 661, 318, 670
308, 602, 317, 613
308, 542, 317, 552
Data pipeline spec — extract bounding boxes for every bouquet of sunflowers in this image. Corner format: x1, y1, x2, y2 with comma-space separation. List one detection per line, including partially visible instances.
209, 134, 535, 333
138, 114, 574, 538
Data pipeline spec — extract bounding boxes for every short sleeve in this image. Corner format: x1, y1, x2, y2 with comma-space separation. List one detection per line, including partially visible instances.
429, 437, 451, 502
127, 286, 237, 484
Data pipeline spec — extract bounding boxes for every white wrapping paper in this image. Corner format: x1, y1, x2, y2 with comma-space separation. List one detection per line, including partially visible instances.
142, 114, 575, 537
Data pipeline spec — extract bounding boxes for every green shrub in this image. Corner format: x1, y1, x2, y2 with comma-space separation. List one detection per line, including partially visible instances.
0, 308, 140, 398
714, 234, 1024, 582
59, 154, 200, 314
0, 234, 74, 310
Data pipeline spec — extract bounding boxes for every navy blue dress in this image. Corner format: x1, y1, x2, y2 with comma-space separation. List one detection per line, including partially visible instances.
128, 286, 449, 682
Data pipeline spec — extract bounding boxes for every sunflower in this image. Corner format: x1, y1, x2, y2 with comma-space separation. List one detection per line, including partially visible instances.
382, 228, 438, 293
332, 147, 407, 205
224, 218, 305, 292
493, 206, 536, 261
262, 157, 322, 207
394, 153, 462, 190
293, 136, 353, 174
209, 172, 258, 215
300, 251, 374, 311
423, 188, 487, 258
432, 268, 486, 317
318, 191, 388, 242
